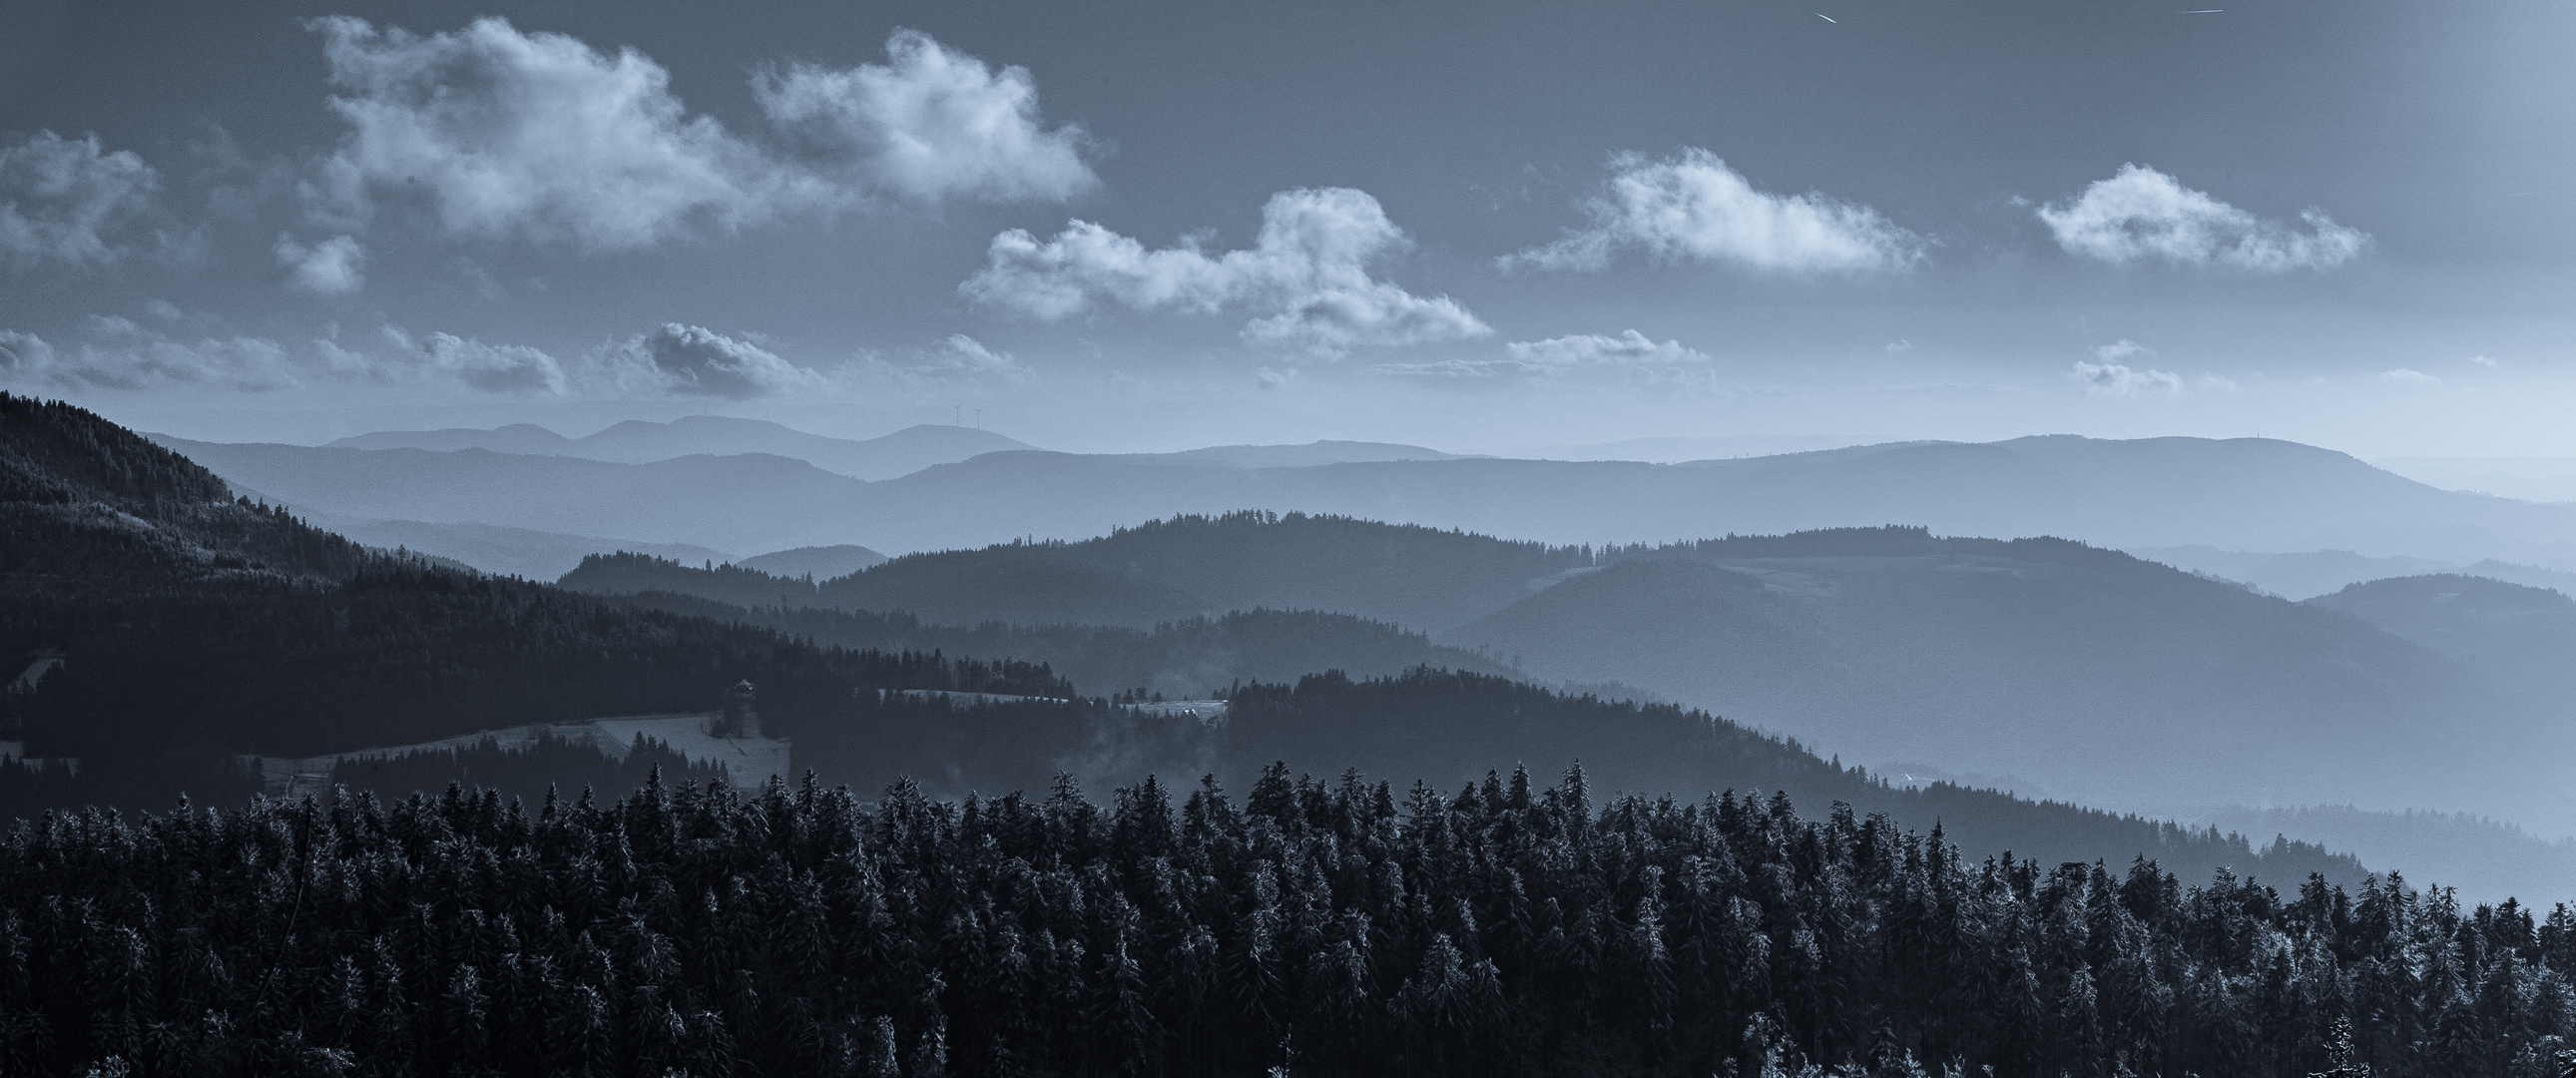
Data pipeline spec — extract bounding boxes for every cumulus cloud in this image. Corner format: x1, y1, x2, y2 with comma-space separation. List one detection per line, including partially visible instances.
275, 234, 367, 293
2367, 367, 2439, 386
1505, 149, 1923, 273
2037, 164, 2367, 271
0, 131, 160, 271
963, 187, 1489, 355
379, 327, 566, 393
755, 30, 1095, 204
595, 323, 832, 399
310, 19, 1087, 251
1504, 329, 1708, 367
2066, 340, 2185, 396
2469, 354, 2500, 368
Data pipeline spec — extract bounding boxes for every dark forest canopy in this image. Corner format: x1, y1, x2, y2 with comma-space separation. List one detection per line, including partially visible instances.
0, 772, 2561, 1078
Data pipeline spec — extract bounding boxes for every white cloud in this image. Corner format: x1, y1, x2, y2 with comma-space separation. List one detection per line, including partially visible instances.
963, 187, 1490, 355
594, 323, 831, 399
1254, 365, 1301, 391
2367, 367, 2439, 387
314, 17, 802, 250
310, 20, 1086, 252
384, 327, 566, 393
1883, 339, 1913, 353
275, 234, 367, 294
0, 131, 160, 271
755, 29, 1094, 204
1504, 149, 1923, 273
855, 334, 1040, 387
2037, 164, 2367, 271
1504, 330, 1708, 367
2469, 354, 2500, 368
1370, 357, 1555, 380
0, 318, 305, 391
2093, 339, 2154, 363
2070, 360, 2184, 397
1379, 330, 1718, 392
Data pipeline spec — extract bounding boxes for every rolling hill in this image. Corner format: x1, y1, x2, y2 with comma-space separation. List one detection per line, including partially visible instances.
3, 393, 2388, 889
564, 513, 2559, 833
2307, 574, 2576, 700
330, 415, 1033, 479
157, 431, 2576, 567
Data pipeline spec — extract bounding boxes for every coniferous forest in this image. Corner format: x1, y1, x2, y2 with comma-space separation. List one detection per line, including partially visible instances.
3, 769, 2573, 1078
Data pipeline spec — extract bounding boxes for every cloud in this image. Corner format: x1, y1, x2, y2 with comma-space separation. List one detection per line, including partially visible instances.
310, 20, 1087, 252
0, 318, 306, 391
755, 29, 1095, 204
2092, 339, 2154, 363
2366, 367, 2439, 387
1370, 358, 1555, 380
1884, 339, 1913, 353
2469, 354, 2500, 368
2069, 360, 2184, 397
1379, 330, 1718, 391
275, 234, 367, 293
595, 323, 831, 398
1504, 149, 1924, 273
1254, 365, 1301, 391
1503, 329, 1707, 367
383, 327, 566, 393
2037, 165, 2367, 270
0, 131, 161, 271
963, 187, 1489, 355
856, 334, 1040, 387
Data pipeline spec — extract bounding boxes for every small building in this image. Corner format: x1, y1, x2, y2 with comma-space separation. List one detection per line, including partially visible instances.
712, 680, 761, 739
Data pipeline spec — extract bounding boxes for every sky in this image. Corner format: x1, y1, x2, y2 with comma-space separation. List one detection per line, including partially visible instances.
1, 0, 2571, 456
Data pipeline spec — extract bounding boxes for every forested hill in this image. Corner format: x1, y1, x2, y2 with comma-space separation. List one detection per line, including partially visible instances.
1, 391, 372, 589
0, 397, 1072, 811
562, 511, 1592, 631
597, 590, 1521, 699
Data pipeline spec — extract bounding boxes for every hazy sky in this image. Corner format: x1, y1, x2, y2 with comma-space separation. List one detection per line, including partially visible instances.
2, 0, 2571, 455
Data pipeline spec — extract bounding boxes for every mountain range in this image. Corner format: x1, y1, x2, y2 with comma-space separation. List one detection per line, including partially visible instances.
157, 432, 2576, 571
2, 393, 2381, 891
559, 513, 2569, 842
329, 416, 1033, 480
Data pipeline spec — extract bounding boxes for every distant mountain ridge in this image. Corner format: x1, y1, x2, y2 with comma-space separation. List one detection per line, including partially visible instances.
155, 430, 2576, 566
330, 416, 1034, 480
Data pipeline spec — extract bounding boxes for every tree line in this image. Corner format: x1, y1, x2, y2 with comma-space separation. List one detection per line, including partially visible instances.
0, 765, 2565, 1077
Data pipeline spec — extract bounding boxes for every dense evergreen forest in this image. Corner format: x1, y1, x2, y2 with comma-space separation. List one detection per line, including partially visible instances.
589, 578, 1519, 697
325, 733, 729, 806
0, 771, 2565, 1078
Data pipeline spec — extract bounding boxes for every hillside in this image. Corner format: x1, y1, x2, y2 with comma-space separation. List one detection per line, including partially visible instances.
2307, 574, 2576, 699
738, 543, 885, 578
331, 415, 1033, 479
627, 513, 2544, 830
561, 512, 1589, 631
1449, 530, 2523, 822
1, 395, 1067, 809
594, 586, 1522, 698
159, 432, 2576, 565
